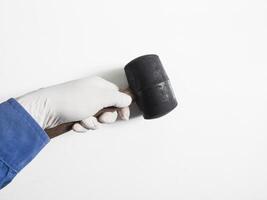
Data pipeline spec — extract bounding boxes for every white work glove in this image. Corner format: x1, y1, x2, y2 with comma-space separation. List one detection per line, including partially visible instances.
16, 76, 132, 133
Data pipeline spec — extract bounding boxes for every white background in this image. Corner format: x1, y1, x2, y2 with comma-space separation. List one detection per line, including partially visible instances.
1, 0, 267, 199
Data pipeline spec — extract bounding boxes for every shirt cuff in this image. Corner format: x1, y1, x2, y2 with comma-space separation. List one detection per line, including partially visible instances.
0, 98, 50, 173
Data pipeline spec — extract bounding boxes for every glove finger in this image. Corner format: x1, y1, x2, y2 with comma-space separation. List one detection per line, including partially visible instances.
98, 111, 118, 123
117, 107, 130, 120
72, 123, 88, 133
81, 116, 100, 130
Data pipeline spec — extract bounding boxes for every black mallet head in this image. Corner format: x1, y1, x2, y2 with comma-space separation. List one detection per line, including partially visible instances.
124, 54, 177, 119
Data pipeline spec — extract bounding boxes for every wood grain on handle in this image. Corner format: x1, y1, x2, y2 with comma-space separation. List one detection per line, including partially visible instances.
45, 89, 134, 138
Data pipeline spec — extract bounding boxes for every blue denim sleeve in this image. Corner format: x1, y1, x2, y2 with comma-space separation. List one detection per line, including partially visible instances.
0, 98, 50, 189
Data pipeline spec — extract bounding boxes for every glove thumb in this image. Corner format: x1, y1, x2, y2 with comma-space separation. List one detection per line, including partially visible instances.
106, 91, 132, 108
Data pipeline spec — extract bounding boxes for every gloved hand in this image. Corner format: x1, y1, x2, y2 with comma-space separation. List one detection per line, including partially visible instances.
16, 76, 132, 133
